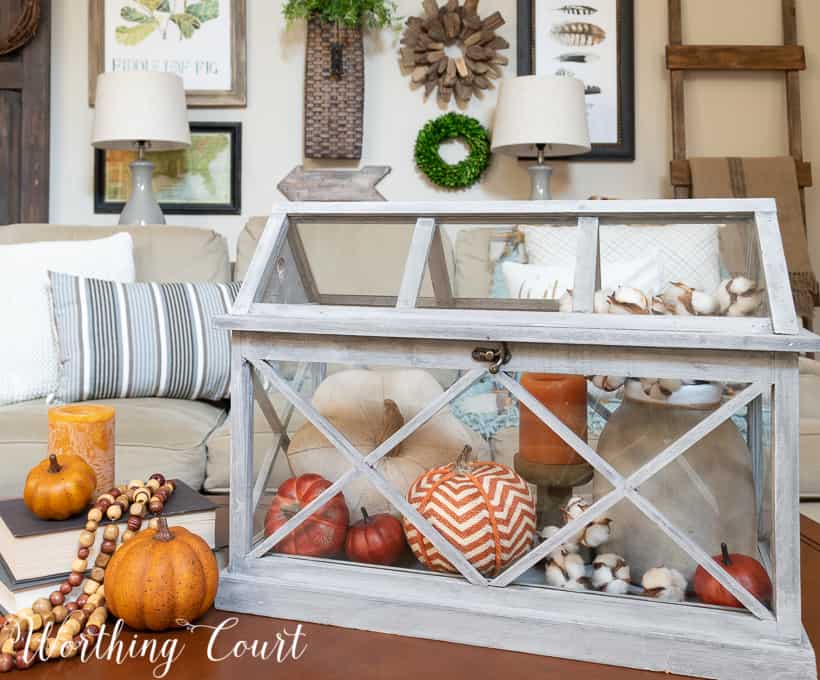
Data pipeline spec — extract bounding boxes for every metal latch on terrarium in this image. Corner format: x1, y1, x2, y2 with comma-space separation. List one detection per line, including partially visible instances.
471, 343, 511, 374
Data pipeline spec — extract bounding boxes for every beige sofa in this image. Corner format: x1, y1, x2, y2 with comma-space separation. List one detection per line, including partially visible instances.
2, 218, 819, 502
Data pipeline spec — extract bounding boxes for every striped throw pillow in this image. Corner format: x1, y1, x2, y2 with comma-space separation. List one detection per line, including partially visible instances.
49, 272, 240, 403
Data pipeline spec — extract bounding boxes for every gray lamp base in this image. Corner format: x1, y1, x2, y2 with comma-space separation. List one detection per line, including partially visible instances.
528, 164, 553, 200
119, 160, 165, 226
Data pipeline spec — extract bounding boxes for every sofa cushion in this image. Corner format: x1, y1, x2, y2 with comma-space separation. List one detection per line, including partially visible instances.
0, 398, 225, 497
0, 225, 230, 283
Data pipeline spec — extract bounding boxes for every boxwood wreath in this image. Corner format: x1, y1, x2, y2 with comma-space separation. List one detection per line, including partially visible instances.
414, 113, 490, 189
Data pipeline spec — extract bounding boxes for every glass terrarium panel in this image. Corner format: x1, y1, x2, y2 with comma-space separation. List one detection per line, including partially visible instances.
256, 220, 418, 305
246, 354, 772, 616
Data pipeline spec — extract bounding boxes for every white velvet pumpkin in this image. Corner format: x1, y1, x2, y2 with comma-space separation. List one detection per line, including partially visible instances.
286, 369, 488, 522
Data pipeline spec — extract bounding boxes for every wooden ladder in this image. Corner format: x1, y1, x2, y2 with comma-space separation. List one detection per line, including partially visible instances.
667, 0, 811, 217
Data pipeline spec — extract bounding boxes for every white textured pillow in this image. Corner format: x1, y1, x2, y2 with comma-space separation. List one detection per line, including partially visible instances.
0, 234, 135, 405
521, 223, 722, 293
503, 252, 663, 301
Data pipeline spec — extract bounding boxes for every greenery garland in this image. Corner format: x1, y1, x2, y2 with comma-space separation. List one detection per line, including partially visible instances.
414, 113, 491, 190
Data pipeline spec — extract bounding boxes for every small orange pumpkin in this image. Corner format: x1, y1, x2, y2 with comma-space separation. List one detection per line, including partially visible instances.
23, 453, 96, 520
105, 517, 218, 631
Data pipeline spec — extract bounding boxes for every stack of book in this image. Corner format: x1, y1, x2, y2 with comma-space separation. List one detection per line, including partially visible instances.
0, 480, 216, 614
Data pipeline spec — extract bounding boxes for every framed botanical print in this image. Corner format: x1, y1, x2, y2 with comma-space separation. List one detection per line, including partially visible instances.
88, 0, 247, 107
94, 122, 242, 215
517, 0, 635, 161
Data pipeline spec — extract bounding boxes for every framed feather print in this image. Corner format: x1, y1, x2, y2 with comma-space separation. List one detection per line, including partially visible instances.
517, 0, 635, 160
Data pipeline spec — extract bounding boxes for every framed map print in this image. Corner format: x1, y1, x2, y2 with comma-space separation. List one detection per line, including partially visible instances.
517, 0, 634, 160
89, 0, 247, 107
94, 122, 242, 214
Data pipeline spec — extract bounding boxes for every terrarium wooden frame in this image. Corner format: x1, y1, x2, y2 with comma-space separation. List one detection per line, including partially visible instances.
215, 200, 818, 679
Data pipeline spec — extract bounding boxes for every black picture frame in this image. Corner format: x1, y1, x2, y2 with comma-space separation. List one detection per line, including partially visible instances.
94, 122, 242, 215
516, 0, 635, 161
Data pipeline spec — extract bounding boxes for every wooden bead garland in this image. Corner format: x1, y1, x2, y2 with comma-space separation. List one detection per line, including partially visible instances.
0, 473, 174, 672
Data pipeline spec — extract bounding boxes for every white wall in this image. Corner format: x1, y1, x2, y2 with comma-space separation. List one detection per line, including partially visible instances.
49, 0, 820, 269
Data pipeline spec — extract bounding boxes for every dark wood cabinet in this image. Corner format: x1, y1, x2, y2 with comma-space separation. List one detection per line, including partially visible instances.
0, 0, 50, 225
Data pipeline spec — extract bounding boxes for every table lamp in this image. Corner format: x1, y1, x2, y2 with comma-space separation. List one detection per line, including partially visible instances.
92, 72, 191, 225
492, 75, 591, 200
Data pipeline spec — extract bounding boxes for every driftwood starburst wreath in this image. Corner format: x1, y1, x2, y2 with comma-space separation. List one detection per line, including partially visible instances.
399, 0, 508, 106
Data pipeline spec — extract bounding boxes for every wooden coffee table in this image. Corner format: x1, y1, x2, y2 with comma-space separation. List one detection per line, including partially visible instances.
17, 515, 820, 679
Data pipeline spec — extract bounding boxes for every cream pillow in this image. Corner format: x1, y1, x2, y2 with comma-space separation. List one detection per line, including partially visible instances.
522, 223, 722, 293
0, 234, 135, 405
502, 252, 663, 301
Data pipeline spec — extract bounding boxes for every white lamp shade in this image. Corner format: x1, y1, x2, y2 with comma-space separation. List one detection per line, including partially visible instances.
92, 72, 191, 151
492, 75, 591, 157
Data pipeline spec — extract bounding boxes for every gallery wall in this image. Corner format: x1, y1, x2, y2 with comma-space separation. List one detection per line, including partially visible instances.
49, 0, 820, 270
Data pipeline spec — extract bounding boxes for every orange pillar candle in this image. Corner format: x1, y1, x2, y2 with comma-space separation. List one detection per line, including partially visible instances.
518, 373, 588, 465
48, 405, 115, 498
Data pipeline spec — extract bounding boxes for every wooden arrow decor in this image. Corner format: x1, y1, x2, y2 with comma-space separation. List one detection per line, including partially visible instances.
277, 166, 391, 201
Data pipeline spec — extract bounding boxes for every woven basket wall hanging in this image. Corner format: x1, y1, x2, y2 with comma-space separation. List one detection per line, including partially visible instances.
304, 18, 364, 160
0, 0, 41, 56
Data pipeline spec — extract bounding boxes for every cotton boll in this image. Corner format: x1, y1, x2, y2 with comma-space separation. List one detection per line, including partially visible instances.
564, 578, 590, 591
602, 579, 631, 595
563, 553, 587, 581
642, 567, 688, 602
690, 290, 718, 315
662, 282, 691, 308
559, 290, 574, 313
651, 295, 668, 315
608, 286, 650, 315
545, 563, 569, 588
539, 525, 579, 564
727, 289, 765, 316
728, 276, 758, 296
581, 519, 612, 548
591, 375, 625, 392
593, 288, 612, 314
562, 496, 589, 522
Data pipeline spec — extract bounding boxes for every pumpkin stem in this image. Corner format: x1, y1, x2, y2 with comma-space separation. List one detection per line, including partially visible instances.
454, 445, 474, 475
379, 399, 405, 457
153, 517, 175, 542
47, 454, 62, 474
361, 507, 370, 524
721, 542, 732, 566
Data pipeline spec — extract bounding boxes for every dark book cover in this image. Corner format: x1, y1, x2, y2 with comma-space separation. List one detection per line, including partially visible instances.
0, 480, 215, 539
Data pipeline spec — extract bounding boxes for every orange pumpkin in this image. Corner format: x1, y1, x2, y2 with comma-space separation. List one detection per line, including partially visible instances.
105, 517, 218, 631
404, 446, 536, 577
264, 474, 350, 557
23, 454, 96, 520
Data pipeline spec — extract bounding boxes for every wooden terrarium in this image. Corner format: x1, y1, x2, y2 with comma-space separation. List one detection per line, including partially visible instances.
216, 200, 818, 679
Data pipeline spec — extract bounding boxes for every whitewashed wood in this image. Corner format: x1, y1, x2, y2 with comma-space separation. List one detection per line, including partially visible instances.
755, 210, 800, 335
428, 225, 454, 308
626, 382, 766, 488
572, 216, 599, 313
772, 354, 803, 639
228, 344, 255, 565
233, 212, 289, 314
276, 165, 390, 201
250, 362, 309, 508
236, 332, 777, 384
397, 218, 436, 309
248, 360, 488, 585
275, 198, 780, 221
218, 304, 820, 353
317, 294, 559, 311
626, 491, 774, 621
217, 565, 816, 680
747, 393, 766, 536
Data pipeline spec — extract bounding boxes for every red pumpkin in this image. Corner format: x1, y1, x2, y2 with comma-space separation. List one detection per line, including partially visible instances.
264, 474, 349, 557
345, 507, 407, 565
694, 542, 773, 608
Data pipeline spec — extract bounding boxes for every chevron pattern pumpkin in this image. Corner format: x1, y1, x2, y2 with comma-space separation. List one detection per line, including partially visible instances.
404, 446, 536, 577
